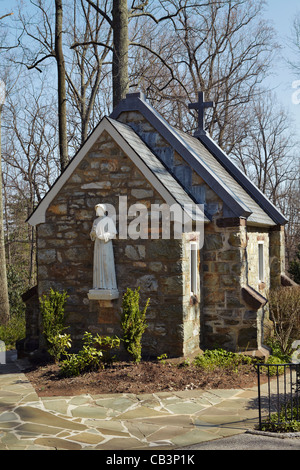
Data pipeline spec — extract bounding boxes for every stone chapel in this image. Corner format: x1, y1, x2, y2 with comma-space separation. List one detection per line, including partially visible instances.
21, 92, 289, 359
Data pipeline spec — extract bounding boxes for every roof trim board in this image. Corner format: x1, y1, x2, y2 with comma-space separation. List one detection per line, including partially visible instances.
27, 116, 207, 226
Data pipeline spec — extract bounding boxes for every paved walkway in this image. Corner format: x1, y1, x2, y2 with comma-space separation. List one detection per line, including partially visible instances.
0, 354, 298, 451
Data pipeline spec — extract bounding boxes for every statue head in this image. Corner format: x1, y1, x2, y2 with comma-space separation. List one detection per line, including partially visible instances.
95, 203, 106, 217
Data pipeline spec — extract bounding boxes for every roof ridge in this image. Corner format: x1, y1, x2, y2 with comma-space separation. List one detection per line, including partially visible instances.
111, 93, 287, 226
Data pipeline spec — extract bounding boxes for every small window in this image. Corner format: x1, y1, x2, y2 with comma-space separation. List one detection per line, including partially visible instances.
190, 242, 198, 295
258, 242, 264, 282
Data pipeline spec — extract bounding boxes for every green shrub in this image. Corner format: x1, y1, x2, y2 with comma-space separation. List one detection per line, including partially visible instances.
59, 332, 120, 377
260, 355, 286, 376
260, 400, 300, 433
0, 265, 27, 349
46, 333, 72, 363
193, 348, 253, 371
265, 338, 291, 363
0, 314, 26, 350
121, 287, 150, 363
40, 288, 69, 362
7, 265, 26, 318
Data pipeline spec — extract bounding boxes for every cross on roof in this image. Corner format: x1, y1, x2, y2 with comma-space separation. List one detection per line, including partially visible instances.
188, 91, 214, 136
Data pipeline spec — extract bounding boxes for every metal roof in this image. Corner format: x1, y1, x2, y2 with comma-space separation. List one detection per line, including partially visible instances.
27, 116, 207, 226
111, 92, 288, 227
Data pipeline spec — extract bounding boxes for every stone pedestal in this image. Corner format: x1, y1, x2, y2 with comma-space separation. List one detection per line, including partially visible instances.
88, 289, 119, 301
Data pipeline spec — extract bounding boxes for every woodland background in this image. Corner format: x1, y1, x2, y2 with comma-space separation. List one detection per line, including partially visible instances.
0, 0, 299, 329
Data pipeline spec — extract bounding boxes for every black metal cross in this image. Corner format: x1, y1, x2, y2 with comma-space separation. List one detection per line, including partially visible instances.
188, 92, 214, 135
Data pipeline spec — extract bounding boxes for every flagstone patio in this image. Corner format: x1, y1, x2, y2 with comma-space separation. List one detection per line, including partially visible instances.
0, 360, 261, 450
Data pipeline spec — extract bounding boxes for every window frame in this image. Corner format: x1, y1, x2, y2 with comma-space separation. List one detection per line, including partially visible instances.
258, 241, 264, 283
190, 241, 198, 295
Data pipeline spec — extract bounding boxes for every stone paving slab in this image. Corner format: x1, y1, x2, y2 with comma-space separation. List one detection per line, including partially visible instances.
0, 358, 262, 450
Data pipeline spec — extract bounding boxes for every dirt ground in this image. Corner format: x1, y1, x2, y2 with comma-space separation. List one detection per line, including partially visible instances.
25, 360, 264, 397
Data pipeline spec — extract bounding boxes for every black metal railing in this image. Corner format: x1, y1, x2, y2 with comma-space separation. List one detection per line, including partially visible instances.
256, 363, 300, 430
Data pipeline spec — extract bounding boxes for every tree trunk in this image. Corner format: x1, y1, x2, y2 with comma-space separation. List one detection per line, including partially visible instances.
55, 0, 68, 172
112, 0, 129, 108
0, 107, 10, 325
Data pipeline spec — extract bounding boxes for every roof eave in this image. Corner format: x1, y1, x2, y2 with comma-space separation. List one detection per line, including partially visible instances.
197, 132, 288, 226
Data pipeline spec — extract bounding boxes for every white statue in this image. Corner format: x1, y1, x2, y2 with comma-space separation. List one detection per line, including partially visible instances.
88, 203, 119, 300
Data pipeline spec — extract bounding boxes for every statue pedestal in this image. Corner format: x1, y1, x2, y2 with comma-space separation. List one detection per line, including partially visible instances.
88, 289, 119, 301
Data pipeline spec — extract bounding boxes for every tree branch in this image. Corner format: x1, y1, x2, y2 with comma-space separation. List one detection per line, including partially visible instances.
84, 0, 113, 27
70, 40, 113, 52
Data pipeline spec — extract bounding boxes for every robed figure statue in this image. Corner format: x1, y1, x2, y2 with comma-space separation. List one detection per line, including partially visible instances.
88, 203, 119, 300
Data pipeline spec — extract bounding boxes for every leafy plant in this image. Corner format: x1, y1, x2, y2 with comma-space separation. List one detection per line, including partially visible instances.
0, 265, 27, 349
60, 332, 103, 377
59, 332, 120, 377
46, 333, 72, 363
121, 287, 150, 363
93, 334, 120, 351
265, 338, 291, 363
40, 288, 69, 361
259, 355, 286, 376
193, 348, 252, 371
93, 334, 121, 363
260, 400, 300, 433
0, 314, 26, 350
157, 353, 168, 365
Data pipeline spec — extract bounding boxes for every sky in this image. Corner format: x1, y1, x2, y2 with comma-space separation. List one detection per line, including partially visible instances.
1, 0, 300, 132
262, 0, 300, 132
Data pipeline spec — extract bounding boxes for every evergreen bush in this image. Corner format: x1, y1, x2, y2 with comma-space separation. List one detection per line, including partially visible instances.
121, 287, 150, 363
40, 288, 69, 362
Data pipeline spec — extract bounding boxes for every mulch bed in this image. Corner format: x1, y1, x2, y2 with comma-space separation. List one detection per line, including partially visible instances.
25, 360, 264, 397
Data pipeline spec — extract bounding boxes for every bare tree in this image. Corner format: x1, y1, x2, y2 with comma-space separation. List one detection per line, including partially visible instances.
128, 0, 277, 154
17, 0, 113, 155
85, 0, 129, 108
232, 93, 298, 205
0, 81, 9, 324
16, 0, 68, 171
86, 0, 230, 107
67, 0, 113, 144
2, 76, 59, 285
55, 0, 68, 171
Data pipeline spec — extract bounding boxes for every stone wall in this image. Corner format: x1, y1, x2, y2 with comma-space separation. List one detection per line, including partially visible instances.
246, 228, 270, 294
269, 225, 286, 289
117, 111, 224, 219
115, 110, 269, 351
36, 130, 201, 358
246, 227, 271, 346
32, 110, 286, 358
201, 218, 257, 350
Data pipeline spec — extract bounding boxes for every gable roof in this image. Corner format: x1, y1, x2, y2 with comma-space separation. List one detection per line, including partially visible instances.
27, 116, 208, 226
111, 92, 287, 227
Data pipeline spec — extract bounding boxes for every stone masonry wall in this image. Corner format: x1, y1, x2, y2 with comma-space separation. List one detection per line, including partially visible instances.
116, 110, 269, 352
269, 225, 286, 289
37, 130, 201, 358
201, 219, 258, 351
246, 228, 270, 294
246, 227, 271, 346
